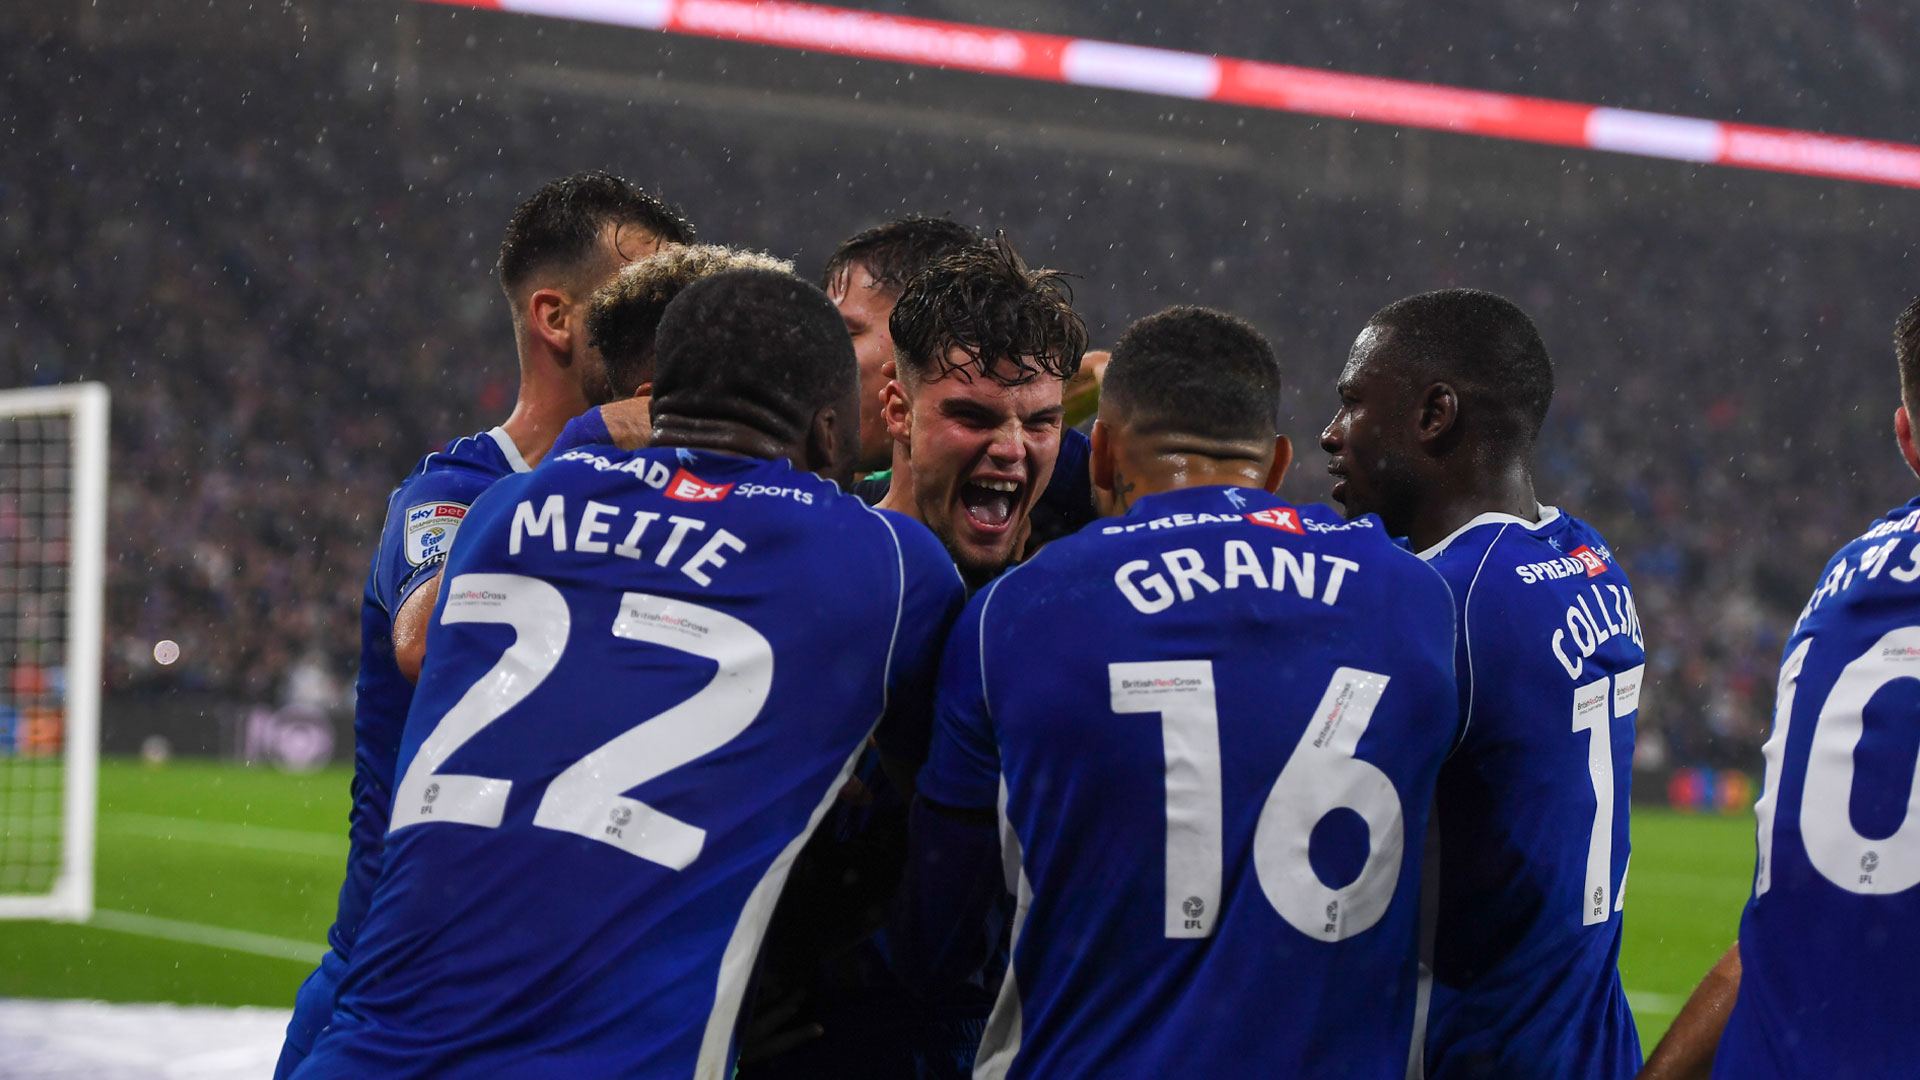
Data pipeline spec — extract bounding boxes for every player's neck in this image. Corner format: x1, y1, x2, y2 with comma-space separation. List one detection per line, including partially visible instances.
498, 375, 595, 469
1409, 462, 1539, 551
1123, 458, 1272, 509
651, 415, 795, 465
876, 443, 919, 518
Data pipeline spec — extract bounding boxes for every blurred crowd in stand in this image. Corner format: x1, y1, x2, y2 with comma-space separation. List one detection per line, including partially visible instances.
2, 18, 1915, 773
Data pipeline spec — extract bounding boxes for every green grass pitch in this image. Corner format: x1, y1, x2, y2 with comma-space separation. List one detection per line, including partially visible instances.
0, 758, 1756, 1047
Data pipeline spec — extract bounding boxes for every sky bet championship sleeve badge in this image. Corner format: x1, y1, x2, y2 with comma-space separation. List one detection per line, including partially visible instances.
404, 502, 468, 566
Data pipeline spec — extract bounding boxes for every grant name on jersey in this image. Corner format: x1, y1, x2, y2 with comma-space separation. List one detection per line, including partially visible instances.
1112, 511, 1364, 614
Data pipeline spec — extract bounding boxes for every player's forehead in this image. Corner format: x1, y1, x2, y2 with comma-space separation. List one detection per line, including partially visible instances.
830, 263, 894, 320
921, 353, 1064, 417
1337, 325, 1397, 392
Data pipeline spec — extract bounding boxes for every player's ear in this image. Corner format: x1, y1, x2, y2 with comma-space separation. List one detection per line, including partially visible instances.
806, 404, 853, 487
527, 288, 574, 363
1089, 418, 1127, 518
1090, 418, 1115, 491
1417, 381, 1459, 444
1896, 406, 1920, 481
881, 376, 911, 443
1263, 435, 1292, 494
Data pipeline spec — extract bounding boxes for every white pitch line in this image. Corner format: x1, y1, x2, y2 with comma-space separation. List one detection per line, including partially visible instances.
102, 812, 347, 858
89, 909, 327, 964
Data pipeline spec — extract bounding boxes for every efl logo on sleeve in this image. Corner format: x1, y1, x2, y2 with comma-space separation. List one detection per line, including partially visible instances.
664, 469, 734, 503
403, 502, 468, 566
1570, 545, 1607, 577
1245, 508, 1305, 534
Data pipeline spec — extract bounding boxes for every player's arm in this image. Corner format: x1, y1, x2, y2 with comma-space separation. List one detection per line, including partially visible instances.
871, 511, 969, 798
391, 573, 441, 684
891, 795, 1004, 993
377, 469, 492, 684
547, 394, 654, 459
887, 583, 1009, 993
1636, 944, 1740, 1080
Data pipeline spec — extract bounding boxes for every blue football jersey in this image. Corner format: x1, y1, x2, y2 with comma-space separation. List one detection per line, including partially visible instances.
276, 427, 531, 1078
917, 486, 1459, 1080
295, 445, 964, 1080
1716, 495, 1920, 1079
1415, 507, 1643, 1080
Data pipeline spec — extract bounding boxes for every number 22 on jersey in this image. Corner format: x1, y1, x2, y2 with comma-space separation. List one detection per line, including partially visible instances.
388, 572, 773, 871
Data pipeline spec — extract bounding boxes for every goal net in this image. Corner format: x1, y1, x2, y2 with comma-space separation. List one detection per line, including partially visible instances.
0, 383, 107, 921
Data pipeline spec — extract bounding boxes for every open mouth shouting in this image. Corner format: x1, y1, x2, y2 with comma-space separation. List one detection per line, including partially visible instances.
959, 476, 1023, 533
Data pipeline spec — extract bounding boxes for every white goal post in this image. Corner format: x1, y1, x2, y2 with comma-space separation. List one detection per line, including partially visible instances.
0, 382, 107, 921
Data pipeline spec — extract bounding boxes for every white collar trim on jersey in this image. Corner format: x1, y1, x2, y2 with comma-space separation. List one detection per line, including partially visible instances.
487, 426, 533, 473
1416, 504, 1561, 561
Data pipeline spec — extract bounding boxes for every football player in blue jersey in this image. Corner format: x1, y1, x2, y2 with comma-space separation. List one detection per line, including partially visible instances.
546, 244, 798, 457
1638, 296, 1920, 1080
823, 215, 986, 479
739, 235, 1089, 1080
896, 306, 1460, 1079
272, 171, 694, 1078
1321, 289, 1644, 1080
292, 268, 966, 1080
872, 238, 1090, 590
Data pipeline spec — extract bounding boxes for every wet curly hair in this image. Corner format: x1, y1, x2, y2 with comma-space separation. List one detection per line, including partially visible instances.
888, 236, 1088, 387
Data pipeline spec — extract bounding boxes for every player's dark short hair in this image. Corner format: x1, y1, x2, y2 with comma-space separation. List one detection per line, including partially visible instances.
652, 269, 856, 441
496, 170, 695, 297
820, 215, 982, 296
1103, 307, 1282, 443
1366, 288, 1554, 445
587, 245, 795, 397
1898, 296, 1920, 407
889, 237, 1088, 387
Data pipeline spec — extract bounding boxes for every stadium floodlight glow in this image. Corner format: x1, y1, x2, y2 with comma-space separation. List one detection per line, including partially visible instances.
417, 0, 1920, 191
0, 382, 107, 923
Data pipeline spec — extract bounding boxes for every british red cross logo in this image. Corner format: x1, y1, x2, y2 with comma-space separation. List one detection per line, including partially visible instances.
664, 469, 734, 503
1246, 508, 1304, 534
1570, 545, 1607, 577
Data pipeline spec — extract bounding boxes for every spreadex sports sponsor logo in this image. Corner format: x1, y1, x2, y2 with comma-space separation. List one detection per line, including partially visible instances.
1516, 543, 1613, 583
551, 450, 815, 505
1246, 508, 1304, 534
665, 468, 734, 503
1860, 507, 1920, 541
1103, 507, 1372, 537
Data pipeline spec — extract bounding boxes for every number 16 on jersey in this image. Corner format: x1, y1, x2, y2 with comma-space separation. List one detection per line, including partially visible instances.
1110, 661, 1407, 943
